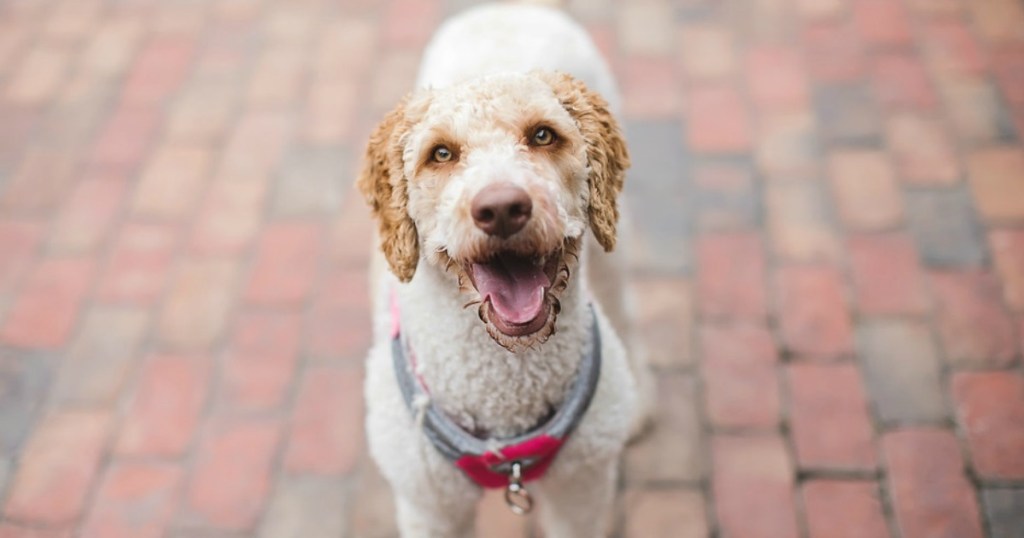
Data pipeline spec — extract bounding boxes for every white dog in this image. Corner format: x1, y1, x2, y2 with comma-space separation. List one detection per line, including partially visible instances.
358, 2, 653, 536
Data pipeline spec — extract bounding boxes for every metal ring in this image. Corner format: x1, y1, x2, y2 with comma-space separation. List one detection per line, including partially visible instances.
504, 482, 533, 515
504, 461, 532, 515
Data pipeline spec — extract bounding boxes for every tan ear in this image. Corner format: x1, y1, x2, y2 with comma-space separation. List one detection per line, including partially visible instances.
357, 97, 420, 282
541, 72, 630, 251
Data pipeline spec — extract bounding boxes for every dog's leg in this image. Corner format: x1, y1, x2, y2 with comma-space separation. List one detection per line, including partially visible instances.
394, 488, 479, 538
533, 462, 618, 538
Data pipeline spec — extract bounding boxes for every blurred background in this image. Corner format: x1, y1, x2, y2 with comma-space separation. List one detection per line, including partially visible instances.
0, 0, 1023, 536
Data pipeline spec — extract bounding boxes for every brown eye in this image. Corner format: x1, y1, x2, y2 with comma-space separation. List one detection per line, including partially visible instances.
432, 145, 453, 163
531, 127, 555, 146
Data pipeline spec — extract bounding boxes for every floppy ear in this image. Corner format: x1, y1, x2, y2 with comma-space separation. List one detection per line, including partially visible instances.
541, 72, 630, 252
357, 97, 420, 282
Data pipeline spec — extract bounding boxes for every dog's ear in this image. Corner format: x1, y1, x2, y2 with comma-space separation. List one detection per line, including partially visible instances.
357, 97, 420, 282
541, 72, 630, 252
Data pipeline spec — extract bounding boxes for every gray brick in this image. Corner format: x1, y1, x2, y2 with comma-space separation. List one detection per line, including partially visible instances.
692, 159, 760, 231
938, 77, 1017, 144
0, 350, 54, 455
814, 84, 881, 146
983, 488, 1024, 538
259, 475, 351, 538
857, 320, 947, 425
904, 187, 987, 267
51, 306, 150, 407
624, 372, 705, 483
273, 145, 348, 216
624, 121, 694, 274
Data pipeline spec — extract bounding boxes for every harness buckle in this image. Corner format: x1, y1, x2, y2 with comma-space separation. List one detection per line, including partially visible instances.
503, 461, 533, 516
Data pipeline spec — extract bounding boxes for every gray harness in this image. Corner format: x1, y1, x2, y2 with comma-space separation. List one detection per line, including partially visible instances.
391, 305, 602, 511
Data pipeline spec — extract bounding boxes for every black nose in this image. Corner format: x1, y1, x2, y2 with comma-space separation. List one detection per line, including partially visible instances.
471, 183, 533, 238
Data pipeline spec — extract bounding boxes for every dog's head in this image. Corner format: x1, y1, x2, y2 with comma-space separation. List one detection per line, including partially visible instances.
358, 72, 629, 350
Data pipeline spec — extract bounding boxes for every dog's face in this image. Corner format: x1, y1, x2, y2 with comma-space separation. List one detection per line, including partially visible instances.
359, 72, 629, 351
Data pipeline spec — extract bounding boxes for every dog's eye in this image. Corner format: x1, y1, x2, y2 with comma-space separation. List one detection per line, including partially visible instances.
432, 145, 454, 163
531, 127, 556, 147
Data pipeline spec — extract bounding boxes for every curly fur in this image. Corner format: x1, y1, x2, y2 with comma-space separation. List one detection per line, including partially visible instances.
359, 3, 654, 537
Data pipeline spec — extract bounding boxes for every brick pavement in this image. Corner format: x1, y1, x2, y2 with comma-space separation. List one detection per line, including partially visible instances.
0, 0, 1022, 536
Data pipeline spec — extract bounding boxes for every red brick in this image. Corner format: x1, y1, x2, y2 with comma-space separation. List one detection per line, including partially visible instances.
970, 0, 1024, 43
245, 48, 304, 109
184, 417, 282, 530
847, 233, 928, 315
884, 429, 984, 538
220, 311, 301, 412
0, 220, 42, 295
131, 146, 213, 220
929, 270, 1017, 366
306, 268, 374, 361
88, 106, 161, 171
700, 323, 780, 429
712, 434, 799, 538
166, 81, 235, 145
775, 266, 853, 359
1, 149, 78, 214
787, 363, 877, 470
766, 179, 842, 263
967, 147, 1024, 222
244, 221, 324, 306
188, 178, 267, 256
679, 23, 736, 80
617, 2, 674, 57
314, 19, 377, 83
801, 480, 891, 538
48, 177, 127, 254
952, 372, 1024, 479
992, 46, 1024, 107
80, 463, 183, 538
827, 150, 903, 231
116, 354, 211, 457
96, 223, 179, 304
623, 488, 709, 538
802, 22, 866, 83
382, 0, 440, 49
0, 525, 71, 538
157, 259, 238, 350
853, 0, 912, 47
885, 114, 961, 185
302, 80, 358, 145
4, 47, 71, 105
3, 411, 111, 524
990, 229, 1024, 310
1, 258, 94, 349
921, 20, 989, 76
330, 195, 375, 269
746, 46, 809, 110
687, 85, 752, 153
872, 52, 938, 110
696, 233, 767, 320
284, 365, 364, 475
121, 38, 196, 106
620, 56, 682, 118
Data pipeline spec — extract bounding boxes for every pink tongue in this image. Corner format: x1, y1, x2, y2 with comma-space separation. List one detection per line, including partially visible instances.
471, 253, 550, 324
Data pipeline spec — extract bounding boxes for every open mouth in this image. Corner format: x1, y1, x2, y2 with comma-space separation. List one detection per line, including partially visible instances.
467, 250, 562, 338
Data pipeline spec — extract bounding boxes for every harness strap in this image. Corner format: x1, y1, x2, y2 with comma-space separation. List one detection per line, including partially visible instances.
390, 301, 602, 489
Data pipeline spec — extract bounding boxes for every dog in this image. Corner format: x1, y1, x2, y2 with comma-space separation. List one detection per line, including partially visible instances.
357, 2, 654, 536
